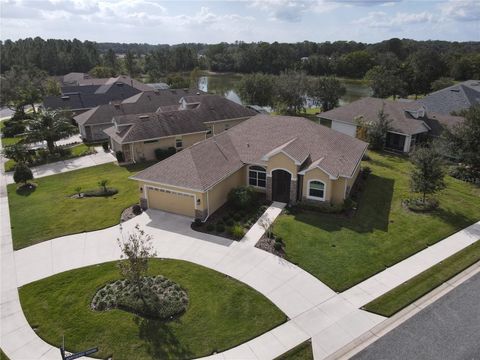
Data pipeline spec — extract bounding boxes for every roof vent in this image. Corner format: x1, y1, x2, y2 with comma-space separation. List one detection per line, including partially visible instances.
61, 96, 70, 100
450, 89, 460, 92
196, 92, 200, 95
116, 82, 124, 86
139, 115, 149, 119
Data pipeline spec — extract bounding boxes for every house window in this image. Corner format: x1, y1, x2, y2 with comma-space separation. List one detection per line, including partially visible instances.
224, 123, 230, 131
308, 180, 325, 200
206, 126, 213, 136
248, 165, 266, 188
175, 137, 183, 149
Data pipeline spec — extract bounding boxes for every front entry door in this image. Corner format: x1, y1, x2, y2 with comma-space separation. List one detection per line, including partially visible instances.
272, 169, 291, 203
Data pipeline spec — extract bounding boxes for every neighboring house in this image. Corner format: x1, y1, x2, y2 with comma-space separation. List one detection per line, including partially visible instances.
43, 75, 153, 116
319, 97, 463, 153
130, 114, 367, 220
104, 94, 258, 162
416, 80, 480, 115
75, 89, 204, 142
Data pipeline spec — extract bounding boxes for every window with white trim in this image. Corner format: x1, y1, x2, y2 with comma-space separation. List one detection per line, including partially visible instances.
248, 165, 266, 188
175, 136, 183, 149
308, 180, 325, 200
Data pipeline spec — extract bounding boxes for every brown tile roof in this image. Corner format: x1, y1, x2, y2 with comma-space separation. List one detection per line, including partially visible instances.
104, 94, 257, 144
132, 114, 368, 191
320, 97, 431, 135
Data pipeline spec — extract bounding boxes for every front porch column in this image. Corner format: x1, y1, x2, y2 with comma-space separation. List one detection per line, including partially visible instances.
266, 175, 272, 201
403, 135, 412, 153
290, 179, 298, 204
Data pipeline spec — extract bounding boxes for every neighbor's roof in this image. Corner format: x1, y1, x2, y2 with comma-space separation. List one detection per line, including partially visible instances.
132, 114, 368, 191
321, 97, 438, 135
75, 89, 204, 126
104, 94, 257, 143
416, 80, 480, 115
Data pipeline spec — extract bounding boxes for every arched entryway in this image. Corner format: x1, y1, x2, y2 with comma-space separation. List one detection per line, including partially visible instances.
271, 169, 291, 203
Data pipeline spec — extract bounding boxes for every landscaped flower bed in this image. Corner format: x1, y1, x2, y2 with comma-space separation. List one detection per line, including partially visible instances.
192, 189, 271, 240
92, 275, 188, 320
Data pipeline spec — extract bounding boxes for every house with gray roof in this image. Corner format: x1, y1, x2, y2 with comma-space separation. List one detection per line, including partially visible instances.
319, 97, 464, 153
131, 114, 367, 219
416, 80, 480, 115
103, 94, 257, 163
43, 75, 153, 116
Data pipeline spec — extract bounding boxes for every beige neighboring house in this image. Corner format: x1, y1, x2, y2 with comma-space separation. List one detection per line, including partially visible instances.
319, 97, 464, 153
103, 94, 257, 163
131, 114, 368, 220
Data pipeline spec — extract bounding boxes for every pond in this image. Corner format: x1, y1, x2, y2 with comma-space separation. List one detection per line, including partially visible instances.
198, 73, 372, 107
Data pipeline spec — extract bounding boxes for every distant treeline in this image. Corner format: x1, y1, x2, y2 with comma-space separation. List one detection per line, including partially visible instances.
1, 37, 479, 86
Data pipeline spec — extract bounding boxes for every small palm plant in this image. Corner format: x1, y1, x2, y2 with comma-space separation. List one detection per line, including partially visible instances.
98, 179, 109, 193
74, 186, 82, 196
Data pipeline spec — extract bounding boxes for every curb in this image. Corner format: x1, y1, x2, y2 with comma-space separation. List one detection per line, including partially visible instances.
325, 260, 480, 360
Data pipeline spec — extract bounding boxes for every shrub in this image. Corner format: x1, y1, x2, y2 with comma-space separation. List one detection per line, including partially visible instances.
362, 153, 371, 161
229, 224, 245, 239
116, 151, 125, 162
82, 188, 118, 197
362, 166, 372, 179
13, 162, 33, 184
228, 186, 257, 210
193, 218, 202, 227
2, 118, 26, 137
132, 204, 142, 215
222, 215, 230, 222
102, 142, 109, 151
206, 224, 215, 232
296, 201, 344, 214
275, 236, 283, 243
55, 147, 71, 157
233, 213, 242, 221
225, 219, 234, 227
273, 241, 282, 251
216, 223, 225, 233
154, 147, 176, 161
449, 164, 480, 184
403, 198, 439, 212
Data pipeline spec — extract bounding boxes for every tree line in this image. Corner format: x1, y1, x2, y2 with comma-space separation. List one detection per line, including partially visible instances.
2, 38, 479, 90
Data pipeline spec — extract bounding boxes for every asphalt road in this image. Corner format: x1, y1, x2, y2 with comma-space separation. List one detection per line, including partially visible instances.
354, 272, 480, 360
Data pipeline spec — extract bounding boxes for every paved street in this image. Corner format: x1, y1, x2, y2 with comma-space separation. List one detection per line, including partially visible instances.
354, 272, 480, 360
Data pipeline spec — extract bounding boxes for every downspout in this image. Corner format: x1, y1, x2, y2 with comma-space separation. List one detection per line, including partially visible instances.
203, 190, 211, 222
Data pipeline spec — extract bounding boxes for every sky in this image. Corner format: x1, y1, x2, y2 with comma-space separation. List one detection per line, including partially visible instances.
0, 0, 479, 44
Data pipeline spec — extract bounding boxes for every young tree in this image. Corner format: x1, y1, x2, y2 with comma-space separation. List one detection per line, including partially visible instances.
357, 106, 392, 150
237, 73, 275, 107
98, 179, 109, 193
89, 65, 115, 78
104, 48, 117, 71
446, 105, 480, 177
125, 50, 138, 78
273, 71, 307, 115
117, 225, 157, 300
431, 77, 455, 92
308, 76, 346, 111
44, 78, 61, 96
189, 67, 201, 88
13, 162, 33, 185
410, 147, 445, 203
25, 109, 77, 153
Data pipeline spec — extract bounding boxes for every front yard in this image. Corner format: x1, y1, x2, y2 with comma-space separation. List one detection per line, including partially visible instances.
19, 259, 285, 360
8, 162, 150, 249
275, 151, 480, 292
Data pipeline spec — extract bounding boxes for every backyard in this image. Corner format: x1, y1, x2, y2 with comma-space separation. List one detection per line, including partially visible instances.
275, 151, 480, 292
19, 259, 285, 360
8, 162, 151, 249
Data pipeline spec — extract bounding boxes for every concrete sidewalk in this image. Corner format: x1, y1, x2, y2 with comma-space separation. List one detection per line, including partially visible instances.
4, 147, 116, 184
341, 221, 480, 308
241, 201, 285, 246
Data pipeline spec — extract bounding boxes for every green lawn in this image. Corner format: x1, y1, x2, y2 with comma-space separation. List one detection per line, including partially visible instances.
0, 348, 10, 360
8, 162, 150, 249
276, 341, 313, 360
19, 259, 286, 360
364, 240, 480, 317
275, 151, 480, 292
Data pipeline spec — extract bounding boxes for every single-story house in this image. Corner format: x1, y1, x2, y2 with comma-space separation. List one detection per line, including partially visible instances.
104, 94, 258, 163
416, 80, 480, 115
43, 75, 153, 116
130, 114, 367, 220
319, 97, 464, 153
74, 88, 205, 142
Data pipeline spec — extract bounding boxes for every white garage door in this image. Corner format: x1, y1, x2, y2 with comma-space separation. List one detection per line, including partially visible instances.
147, 186, 195, 217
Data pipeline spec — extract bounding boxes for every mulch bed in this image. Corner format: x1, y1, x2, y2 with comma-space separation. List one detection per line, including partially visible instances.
255, 234, 285, 258
120, 204, 143, 222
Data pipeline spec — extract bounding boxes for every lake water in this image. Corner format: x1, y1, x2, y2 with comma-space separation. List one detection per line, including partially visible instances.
198, 73, 372, 107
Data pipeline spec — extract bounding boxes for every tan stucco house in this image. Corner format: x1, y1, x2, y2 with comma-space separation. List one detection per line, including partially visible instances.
131, 114, 368, 220
103, 94, 257, 163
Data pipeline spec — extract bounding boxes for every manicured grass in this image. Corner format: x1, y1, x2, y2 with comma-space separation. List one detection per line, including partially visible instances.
276, 341, 313, 360
4, 144, 94, 172
275, 151, 480, 292
0, 349, 10, 360
8, 162, 150, 249
19, 259, 286, 360
364, 240, 480, 317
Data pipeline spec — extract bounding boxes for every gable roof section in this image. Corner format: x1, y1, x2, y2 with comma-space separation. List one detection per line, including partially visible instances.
132, 114, 368, 191
320, 97, 432, 135
416, 80, 480, 115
